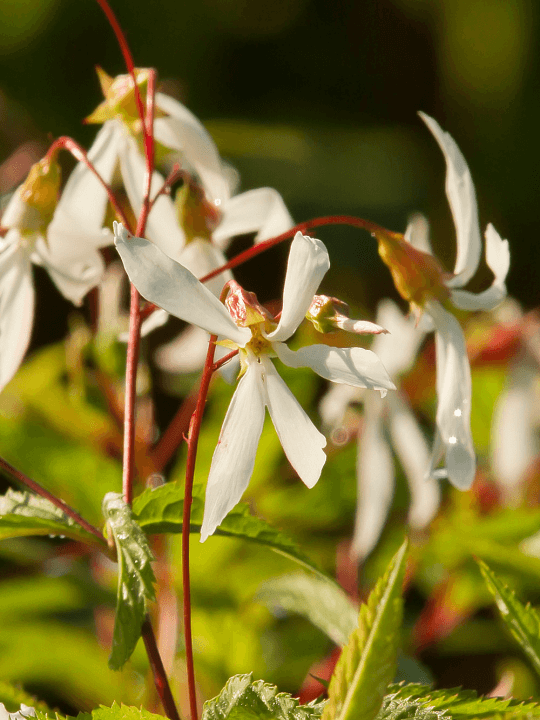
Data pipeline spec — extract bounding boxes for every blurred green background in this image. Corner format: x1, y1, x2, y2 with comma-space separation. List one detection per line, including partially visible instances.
0, 0, 537, 313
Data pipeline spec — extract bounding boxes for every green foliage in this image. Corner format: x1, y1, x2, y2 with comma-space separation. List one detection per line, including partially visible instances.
478, 560, 540, 676
0, 680, 51, 713
201, 673, 325, 720
322, 540, 408, 720
377, 683, 540, 720
0, 488, 101, 548
133, 482, 326, 578
35, 703, 167, 720
257, 572, 357, 646
103, 493, 156, 670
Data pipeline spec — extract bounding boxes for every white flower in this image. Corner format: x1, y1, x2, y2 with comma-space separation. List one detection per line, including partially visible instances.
0, 159, 109, 393
0, 704, 36, 720
114, 223, 395, 540
408, 114, 510, 489
320, 299, 440, 559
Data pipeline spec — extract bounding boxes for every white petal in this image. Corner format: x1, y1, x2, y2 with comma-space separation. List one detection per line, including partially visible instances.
491, 363, 538, 499
118, 140, 186, 259
178, 239, 232, 298
213, 187, 294, 250
386, 392, 440, 529
200, 361, 266, 541
371, 299, 425, 377
274, 343, 396, 394
154, 93, 229, 205
427, 300, 476, 489
419, 113, 482, 287
352, 395, 394, 560
140, 308, 169, 337
35, 237, 104, 306
266, 232, 330, 342
114, 223, 250, 346
260, 356, 326, 488
319, 382, 362, 430
155, 325, 212, 374
0, 243, 34, 392
58, 122, 122, 231
450, 224, 510, 311
404, 213, 432, 254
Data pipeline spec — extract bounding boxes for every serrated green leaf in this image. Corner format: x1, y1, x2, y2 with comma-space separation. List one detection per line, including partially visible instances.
0, 488, 102, 548
478, 560, 540, 676
133, 482, 326, 578
257, 572, 357, 646
322, 540, 408, 720
103, 493, 156, 670
202, 672, 325, 720
35, 703, 167, 720
376, 683, 540, 720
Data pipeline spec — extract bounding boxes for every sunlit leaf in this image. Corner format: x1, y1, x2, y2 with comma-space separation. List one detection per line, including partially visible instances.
103, 493, 156, 670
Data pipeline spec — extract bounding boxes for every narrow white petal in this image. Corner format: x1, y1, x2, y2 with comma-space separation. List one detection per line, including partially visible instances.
427, 300, 476, 489
266, 232, 330, 342
154, 93, 229, 205
387, 392, 440, 529
114, 223, 250, 346
58, 122, 121, 231
274, 342, 396, 394
450, 224, 510, 311
213, 187, 294, 250
260, 356, 326, 488
0, 243, 34, 392
140, 309, 169, 337
155, 325, 212, 374
404, 213, 432, 254
319, 382, 362, 430
36, 237, 104, 306
371, 299, 425, 377
201, 361, 265, 541
179, 239, 232, 298
118, 140, 186, 259
335, 318, 387, 335
491, 363, 537, 500
352, 395, 394, 560
419, 113, 482, 287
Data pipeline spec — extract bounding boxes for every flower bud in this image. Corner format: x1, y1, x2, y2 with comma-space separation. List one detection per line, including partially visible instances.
175, 179, 221, 244
307, 295, 388, 335
225, 281, 272, 328
375, 227, 449, 314
2, 155, 61, 234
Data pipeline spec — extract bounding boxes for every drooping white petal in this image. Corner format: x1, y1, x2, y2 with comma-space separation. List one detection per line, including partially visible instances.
266, 232, 330, 343
491, 362, 538, 501
212, 187, 294, 250
118, 139, 186, 259
371, 299, 425, 377
419, 113, 482, 288
352, 395, 394, 560
427, 300, 476, 489
57, 121, 122, 232
386, 392, 440, 529
274, 343, 396, 394
154, 93, 229, 206
200, 360, 266, 541
260, 356, 326, 488
404, 213, 432, 255
450, 224, 510, 311
318, 382, 361, 430
0, 242, 34, 392
114, 223, 250, 346
334, 318, 387, 335
155, 325, 212, 374
179, 238, 232, 298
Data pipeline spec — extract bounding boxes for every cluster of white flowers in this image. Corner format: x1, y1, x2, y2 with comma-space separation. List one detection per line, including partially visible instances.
0, 68, 510, 549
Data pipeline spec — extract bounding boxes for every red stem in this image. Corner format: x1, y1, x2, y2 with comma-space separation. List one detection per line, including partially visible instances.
200, 214, 384, 285
142, 617, 181, 720
0, 455, 105, 545
182, 337, 218, 720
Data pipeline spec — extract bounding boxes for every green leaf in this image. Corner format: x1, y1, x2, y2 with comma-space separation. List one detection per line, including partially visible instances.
257, 572, 357, 646
0, 488, 102, 548
36, 703, 167, 720
133, 482, 326, 578
202, 673, 325, 720
322, 540, 408, 720
376, 683, 540, 720
0, 680, 52, 714
103, 493, 156, 670
478, 559, 540, 676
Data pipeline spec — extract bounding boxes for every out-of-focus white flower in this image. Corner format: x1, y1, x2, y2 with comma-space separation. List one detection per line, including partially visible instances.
320, 299, 440, 559
114, 223, 395, 540
0, 703, 36, 720
0, 156, 109, 393
377, 113, 510, 490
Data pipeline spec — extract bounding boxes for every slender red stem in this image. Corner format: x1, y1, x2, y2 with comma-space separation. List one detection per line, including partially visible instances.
122, 283, 142, 506
182, 337, 218, 720
212, 349, 239, 372
142, 617, 182, 720
47, 136, 133, 231
0, 456, 105, 545
200, 214, 385, 285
